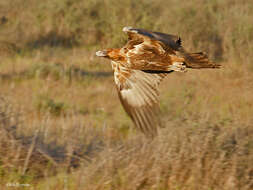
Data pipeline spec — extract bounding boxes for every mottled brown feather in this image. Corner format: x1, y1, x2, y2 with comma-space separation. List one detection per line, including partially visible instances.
112, 62, 166, 137
96, 26, 221, 137
123, 27, 221, 69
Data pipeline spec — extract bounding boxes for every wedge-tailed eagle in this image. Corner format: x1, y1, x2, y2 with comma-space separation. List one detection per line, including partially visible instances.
96, 27, 220, 137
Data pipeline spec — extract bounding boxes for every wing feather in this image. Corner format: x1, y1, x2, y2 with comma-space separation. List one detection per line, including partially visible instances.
121, 27, 183, 71
123, 26, 181, 51
122, 27, 220, 70
113, 63, 166, 137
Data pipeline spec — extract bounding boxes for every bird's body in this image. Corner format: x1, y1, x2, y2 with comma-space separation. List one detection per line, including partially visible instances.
96, 27, 221, 137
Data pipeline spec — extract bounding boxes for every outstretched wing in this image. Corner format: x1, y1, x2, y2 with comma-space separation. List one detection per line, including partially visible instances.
122, 26, 220, 70
123, 26, 182, 52
112, 61, 166, 137
120, 27, 185, 72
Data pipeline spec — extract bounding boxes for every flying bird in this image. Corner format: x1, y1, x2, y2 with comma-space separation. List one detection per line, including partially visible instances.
96, 27, 221, 137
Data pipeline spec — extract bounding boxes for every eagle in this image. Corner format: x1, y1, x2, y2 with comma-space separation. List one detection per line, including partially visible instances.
96, 27, 220, 137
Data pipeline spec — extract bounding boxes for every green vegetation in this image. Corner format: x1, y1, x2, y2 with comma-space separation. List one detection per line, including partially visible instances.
0, 0, 253, 189
34, 94, 68, 116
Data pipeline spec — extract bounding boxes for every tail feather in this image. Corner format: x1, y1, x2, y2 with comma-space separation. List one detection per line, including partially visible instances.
183, 52, 221, 69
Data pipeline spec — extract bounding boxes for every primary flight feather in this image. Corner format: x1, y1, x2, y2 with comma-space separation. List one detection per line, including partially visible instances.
96, 27, 221, 137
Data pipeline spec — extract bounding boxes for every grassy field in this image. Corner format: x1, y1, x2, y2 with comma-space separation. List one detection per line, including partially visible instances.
0, 0, 253, 189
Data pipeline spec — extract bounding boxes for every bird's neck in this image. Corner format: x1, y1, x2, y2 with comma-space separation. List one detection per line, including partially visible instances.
107, 48, 126, 62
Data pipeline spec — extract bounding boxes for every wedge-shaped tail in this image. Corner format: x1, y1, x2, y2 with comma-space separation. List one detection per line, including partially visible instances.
183, 51, 221, 69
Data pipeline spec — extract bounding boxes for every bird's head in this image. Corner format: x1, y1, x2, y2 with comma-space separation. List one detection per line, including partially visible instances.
96, 48, 115, 59
96, 48, 125, 62
96, 49, 109, 58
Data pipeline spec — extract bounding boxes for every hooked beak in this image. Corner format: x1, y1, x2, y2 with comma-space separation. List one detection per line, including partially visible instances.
96, 50, 108, 57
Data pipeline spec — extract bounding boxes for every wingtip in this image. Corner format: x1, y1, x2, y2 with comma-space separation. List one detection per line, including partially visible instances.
122, 26, 132, 32
122, 26, 137, 33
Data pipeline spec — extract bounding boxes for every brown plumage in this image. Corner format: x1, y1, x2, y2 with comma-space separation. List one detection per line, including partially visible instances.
96, 27, 221, 137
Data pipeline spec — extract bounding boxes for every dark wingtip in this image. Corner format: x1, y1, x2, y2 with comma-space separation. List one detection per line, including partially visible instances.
177, 37, 181, 46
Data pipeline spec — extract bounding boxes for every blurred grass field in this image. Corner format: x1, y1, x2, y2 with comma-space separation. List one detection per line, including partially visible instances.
0, 0, 253, 189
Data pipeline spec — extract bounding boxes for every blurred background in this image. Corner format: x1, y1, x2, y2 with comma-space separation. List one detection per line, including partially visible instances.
0, 0, 252, 189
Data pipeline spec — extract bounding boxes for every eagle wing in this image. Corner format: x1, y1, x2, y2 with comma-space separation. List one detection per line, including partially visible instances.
122, 26, 220, 70
112, 61, 166, 137
123, 26, 182, 53
120, 27, 186, 72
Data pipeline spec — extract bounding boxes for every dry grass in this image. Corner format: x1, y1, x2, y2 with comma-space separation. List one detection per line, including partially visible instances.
0, 0, 253, 189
